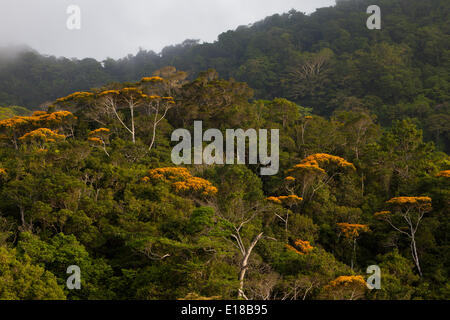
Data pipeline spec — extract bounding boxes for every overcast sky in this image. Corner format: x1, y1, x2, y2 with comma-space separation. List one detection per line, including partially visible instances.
0, 0, 335, 61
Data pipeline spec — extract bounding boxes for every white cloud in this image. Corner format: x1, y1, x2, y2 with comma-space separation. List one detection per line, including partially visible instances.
0, 0, 335, 60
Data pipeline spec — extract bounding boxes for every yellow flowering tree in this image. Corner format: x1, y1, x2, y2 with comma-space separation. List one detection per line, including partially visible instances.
142, 95, 176, 151
143, 167, 218, 200
286, 153, 355, 202
336, 223, 370, 270
88, 128, 111, 157
140, 74, 178, 151
267, 195, 303, 241
55, 78, 176, 152
97, 81, 176, 151
140, 76, 164, 84
437, 170, 450, 178
56, 91, 95, 104
56, 91, 106, 128
96, 87, 146, 144
375, 196, 432, 276
18, 128, 65, 149
286, 239, 314, 255
321, 275, 367, 300
33, 111, 77, 137
146, 66, 188, 96
0, 111, 76, 149
0, 116, 31, 148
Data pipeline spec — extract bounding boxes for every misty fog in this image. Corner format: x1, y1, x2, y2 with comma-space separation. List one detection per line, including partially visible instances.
0, 0, 335, 60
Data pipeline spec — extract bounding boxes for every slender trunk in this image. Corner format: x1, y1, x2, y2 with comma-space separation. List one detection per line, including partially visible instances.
238, 261, 249, 300
238, 232, 264, 299
19, 206, 25, 227
303, 284, 313, 300
19, 206, 31, 231
411, 236, 422, 277
284, 212, 289, 243
349, 289, 355, 300
148, 107, 159, 152
351, 238, 356, 271
301, 125, 305, 145
95, 189, 100, 202
361, 173, 364, 196
102, 145, 110, 157
130, 105, 135, 144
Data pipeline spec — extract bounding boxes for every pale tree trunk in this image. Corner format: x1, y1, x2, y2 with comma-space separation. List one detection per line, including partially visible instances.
19, 206, 25, 228
349, 289, 356, 300
148, 105, 159, 152
285, 213, 289, 243
351, 238, 356, 271
411, 235, 422, 277
108, 97, 135, 144
273, 212, 289, 243
102, 143, 110, 157
361, 173, 365, 195
238, 232, 264, 299
407, 211, 423, 277
148, 102, 171, 152
301, 124, 305, 145
130, 104, 135, 144
12, 134, 18, 150
19, 206, 32, 231
385, 207, 426, 277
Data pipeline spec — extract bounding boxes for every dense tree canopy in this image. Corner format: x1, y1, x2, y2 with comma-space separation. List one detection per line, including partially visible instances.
0, 0, 448, 300
0, 0, 448, 151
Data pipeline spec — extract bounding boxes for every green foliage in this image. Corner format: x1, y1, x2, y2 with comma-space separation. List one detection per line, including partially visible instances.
1, 0, 448, 150
17, 232, 115, 299
370, 250, 420, 300
0, 0, 448, 300
0, 247, 66, 300
187, 207, 215, 234
0, 106, 30, 120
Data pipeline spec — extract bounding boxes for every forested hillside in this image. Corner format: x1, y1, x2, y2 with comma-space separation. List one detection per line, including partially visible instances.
0, 0, 448, 300
1, 0, 449, 151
